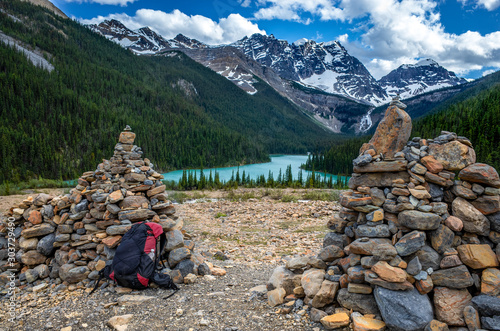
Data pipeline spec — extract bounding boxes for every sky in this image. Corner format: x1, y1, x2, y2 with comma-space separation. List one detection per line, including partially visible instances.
51, 0, 500, 79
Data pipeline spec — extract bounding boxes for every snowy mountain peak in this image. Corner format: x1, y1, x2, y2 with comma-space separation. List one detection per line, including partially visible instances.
293, 38, 309, 46
379, 59, 467, 99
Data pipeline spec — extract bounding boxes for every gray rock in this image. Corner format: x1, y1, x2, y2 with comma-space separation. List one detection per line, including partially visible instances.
370, 188, 386, 206
301, 269, 325, 297
41, 205, 54, 219
106, 225, 131, 236
198, 263, 211, 276
395, 230, 426, 256
353, 154, 372, 167
431, 265, 473, 289
25, 269, 39, 283
489, 211, 500, 232
317, 245, 344, 262
59, 264, 90, 284
374, 286, 433, 331
33, 264, 50, 279
337, 288, 379, 314
452, 197, 490, 235
481, 316, 500, 330
471, 295, 500, 316
286, 256, 308, 270
168, 247, 191, 268
309, 307, 327, 322
166, 230, 185, 252
398, 210, 441, 230
37, 233, 56, 256
406, 257, 422, 276
323, 232, 346, 248
355, 224, 390, 238
75, 199, 89, 213
106, 203, 121, 214
174, 259, 194, 277
307, 257, 327, 269
412, 245, 442, 271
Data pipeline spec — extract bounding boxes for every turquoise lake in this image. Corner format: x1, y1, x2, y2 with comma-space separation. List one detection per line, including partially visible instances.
162, 155, 341, 183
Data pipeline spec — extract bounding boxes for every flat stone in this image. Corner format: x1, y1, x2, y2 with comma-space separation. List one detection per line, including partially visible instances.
349, 172, 410, 189
286, 257, 308, 270
424, 320, 449, 331
102, 235, 122, 248
351, 312, 386, 331
370, 188, 386, 206
354, 160, 407, 173
374, 286, 433, 331
459, 163, 500, 188
117, 295, 155, 306
124, 172, 146, 183
434, 287, 471, 326
20, 237, 38, 250
118, 209, 156, 222
425, 172, 451, 187
431, 265, 473, 289
310, 308, 327, 323
37, 233, 55, 256
457, 244, 499, 269
395, 230, 426, 256
471, 195, 500, 215
106, 225, 132, 236
355, 224, 390, 238
364, 271, 414, 291
420, 155, 444, 174
440, 254, 463, 268
320, 312, 350, 330
398, 210, 441, 230
107, 190, 124, 204
165, 229, 184, 252
347, 283, 373, 294
348, 238, 392, 256
323, 232, 347, 249
428, 140, 476, 171
372, 261, 407, 283
21, 223, 55, 238
59, 264, 90, 283
337, 288, 379, 315
452, 197, 490, 235
409, 188, 431, 199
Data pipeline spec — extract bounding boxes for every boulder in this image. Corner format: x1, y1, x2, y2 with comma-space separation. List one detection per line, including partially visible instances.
429, 225, 454, 254
471, 195, 500, 215
431, 265, 474, 289
359, 103, 412, 160
428, 140, 476, 171
398, 210, 441, 231
165, 230, 184, 252
371, 261, 407, 283
37, 233, 56, 256
301, 269, 325, 298
481, 268, 500, 296
59, 264, 90, 283
374, 286, 433, 331
21, 223, 55, 238
21, 250, 46, 266
459, 163, 500, 188
349, 172, 410, 189
311, 280, 339, 308
267, 288, 286, 307
471, 294, 500, 316
320, 313, 350, 330
395, 230, 426, 256
318, 245, 345, 262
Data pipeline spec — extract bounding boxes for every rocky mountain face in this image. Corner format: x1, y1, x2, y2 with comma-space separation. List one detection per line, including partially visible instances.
87, 20, 468, 133
379, 59, 468, 99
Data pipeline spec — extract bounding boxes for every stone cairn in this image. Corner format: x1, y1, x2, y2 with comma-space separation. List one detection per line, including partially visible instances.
265, 97, 500, 331
0, 126, 219, 294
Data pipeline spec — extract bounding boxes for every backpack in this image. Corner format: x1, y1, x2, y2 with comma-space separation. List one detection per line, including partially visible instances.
89, 221, 178, 297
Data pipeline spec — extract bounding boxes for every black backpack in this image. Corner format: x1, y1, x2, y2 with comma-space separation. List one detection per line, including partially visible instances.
90, 221, 178, 297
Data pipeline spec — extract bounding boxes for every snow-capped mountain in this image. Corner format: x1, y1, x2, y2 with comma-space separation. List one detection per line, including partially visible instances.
232, 34, 389, 105
378, 58, 468, 99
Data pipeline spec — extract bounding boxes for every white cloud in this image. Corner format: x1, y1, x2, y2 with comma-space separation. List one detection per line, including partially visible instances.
62, 0, 137, 6
458, 0, 500, 11
482, 69, 497, 76
251, 0, 500, 78
81, 10, 266, 45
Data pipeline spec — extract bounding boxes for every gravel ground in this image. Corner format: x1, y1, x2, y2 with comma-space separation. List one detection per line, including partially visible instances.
1, 188, 340, 331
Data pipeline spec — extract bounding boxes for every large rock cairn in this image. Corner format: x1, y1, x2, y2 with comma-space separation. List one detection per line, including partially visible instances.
0, 126, 214, 293
265, 98, 500, 331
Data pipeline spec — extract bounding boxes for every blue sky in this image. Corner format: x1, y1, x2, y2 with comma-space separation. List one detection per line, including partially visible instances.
52, 0, 500, 79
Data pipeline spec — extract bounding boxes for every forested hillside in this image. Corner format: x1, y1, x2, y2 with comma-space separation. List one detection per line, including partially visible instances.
0, 0, 336, 182
304, 73, 500, 175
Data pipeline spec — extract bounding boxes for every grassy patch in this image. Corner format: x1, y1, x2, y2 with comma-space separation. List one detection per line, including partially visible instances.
281, 194, 298, 203
226, 190, 258, 201
302, 190, 340, 201
294, 225, 327, 233
192, 192, 207, 200
0, 178, 72, 196
278, 220, 301, 230
215, 212, 227, 218
168, 192, 189, 203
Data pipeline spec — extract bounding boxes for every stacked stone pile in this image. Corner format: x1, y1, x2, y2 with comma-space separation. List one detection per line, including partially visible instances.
264, 98, 500, 331
0, 126, 220, 294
